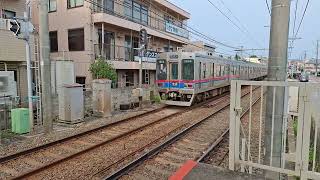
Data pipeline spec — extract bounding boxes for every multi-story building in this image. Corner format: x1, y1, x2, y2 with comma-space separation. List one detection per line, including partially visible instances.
32, 0, 190, 88
0, 0, 35, 101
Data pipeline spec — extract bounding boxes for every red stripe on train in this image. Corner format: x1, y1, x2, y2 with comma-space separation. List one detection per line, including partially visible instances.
156, 75, 240, 83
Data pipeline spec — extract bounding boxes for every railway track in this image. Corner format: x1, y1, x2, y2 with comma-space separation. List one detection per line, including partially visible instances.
0, 90, 231, 179
198, 94, 262, 167
103, 86, 262, 180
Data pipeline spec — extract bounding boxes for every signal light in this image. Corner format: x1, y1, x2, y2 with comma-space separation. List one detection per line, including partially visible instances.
139, 28, 148, 48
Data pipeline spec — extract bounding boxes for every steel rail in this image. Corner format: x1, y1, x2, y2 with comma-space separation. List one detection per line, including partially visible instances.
197, 94, 262, 164
10, 91, 231, 179
0, 106, 167, 164
103, 86, 259, 180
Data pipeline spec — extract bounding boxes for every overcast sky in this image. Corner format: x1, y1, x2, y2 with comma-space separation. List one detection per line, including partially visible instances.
168, 0, 320, 60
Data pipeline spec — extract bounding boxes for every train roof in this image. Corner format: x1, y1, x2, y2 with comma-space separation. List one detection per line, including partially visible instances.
158, 51, 266, 67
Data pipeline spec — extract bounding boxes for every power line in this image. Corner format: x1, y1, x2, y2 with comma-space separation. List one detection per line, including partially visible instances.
292, 0, 299, 36
294, 0, 310, 38
206, 0, 264, 48
144, 0, 239, 49
265, 0, 271, 16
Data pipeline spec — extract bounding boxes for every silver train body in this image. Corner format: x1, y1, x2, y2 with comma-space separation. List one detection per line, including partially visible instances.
156, 52, 267, 106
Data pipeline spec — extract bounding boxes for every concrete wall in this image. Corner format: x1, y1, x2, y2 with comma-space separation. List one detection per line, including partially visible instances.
51, 87, 157, 119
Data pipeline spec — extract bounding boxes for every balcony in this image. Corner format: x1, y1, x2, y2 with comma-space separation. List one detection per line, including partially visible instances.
92, 1, 189, 43
94, 44, 157, 70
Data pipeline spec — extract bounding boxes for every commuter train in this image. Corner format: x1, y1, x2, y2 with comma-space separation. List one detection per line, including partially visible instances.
156, 51, 267, 106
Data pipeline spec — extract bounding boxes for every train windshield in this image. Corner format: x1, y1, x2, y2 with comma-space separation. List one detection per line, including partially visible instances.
170, 62, 179, 80
182, 59, 194, 80
157, 59, 167, 80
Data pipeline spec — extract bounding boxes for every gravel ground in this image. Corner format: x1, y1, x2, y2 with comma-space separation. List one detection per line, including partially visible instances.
203, 91, 266, 175
120, 87, 261, 180
28, 104, 218, 180
0, 104, 165, 158
0, 105, 182, 179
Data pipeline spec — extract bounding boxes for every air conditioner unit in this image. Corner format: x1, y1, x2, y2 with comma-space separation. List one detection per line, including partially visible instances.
0, 71, 17, 97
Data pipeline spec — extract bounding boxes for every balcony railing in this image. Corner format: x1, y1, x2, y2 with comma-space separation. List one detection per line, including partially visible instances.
94, 44, 160, 63
92, 1, 189, 39
94, 44, 139, 61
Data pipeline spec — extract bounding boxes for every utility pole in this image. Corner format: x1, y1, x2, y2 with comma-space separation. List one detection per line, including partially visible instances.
24, 5, 34, 132
264, 0, 290, 179
39, 0, 53, 133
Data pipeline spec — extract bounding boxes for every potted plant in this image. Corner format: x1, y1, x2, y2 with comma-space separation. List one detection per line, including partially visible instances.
89, 58, 117, 117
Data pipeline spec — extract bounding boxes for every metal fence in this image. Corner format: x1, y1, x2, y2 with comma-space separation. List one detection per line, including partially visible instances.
229, 80, 320, 180
94, 44, 139, 61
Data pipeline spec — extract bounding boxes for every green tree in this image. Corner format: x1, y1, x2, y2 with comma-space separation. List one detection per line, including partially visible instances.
89, 57, 117, 81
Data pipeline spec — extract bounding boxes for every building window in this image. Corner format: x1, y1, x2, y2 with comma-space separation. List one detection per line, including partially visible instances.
68, 28, 84, 51
124, 0, 132, 19
104, 0, 114, 13
141, 6, 148, 25
125, 1, 148, 25
67, 0, 83, 8
49, 0, 57, 12
2, 10, 16, 19
49, 31, 58, 52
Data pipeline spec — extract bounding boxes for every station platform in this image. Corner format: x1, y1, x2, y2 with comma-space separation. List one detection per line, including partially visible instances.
169, 160, 265, 180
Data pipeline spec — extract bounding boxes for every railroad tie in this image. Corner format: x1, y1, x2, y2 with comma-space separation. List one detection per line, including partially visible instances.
154, 157, 182, 168
144, 165, 172, 177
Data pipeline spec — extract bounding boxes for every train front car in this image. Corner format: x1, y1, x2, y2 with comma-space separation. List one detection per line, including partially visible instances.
156, 52, 195, 106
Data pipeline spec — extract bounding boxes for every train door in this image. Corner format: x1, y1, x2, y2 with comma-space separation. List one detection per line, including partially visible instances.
169, 61, 179, 89
199, 62, 202, 89
212, 63, 215, 86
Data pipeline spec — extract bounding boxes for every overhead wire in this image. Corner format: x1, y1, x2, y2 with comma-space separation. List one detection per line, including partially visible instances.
265, 0, 271, 16
206, 0, 264, 48
294, 0, 310, 38
143, 0, 239, 49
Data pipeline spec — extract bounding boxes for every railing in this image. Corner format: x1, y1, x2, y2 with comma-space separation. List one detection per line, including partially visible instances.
94, 44, 138, 61
229, 80, 320, 180
92, 1, 189, 39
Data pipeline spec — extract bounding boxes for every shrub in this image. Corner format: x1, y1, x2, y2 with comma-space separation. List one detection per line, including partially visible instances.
89, 57, 117, 81
152, 95, 161, 103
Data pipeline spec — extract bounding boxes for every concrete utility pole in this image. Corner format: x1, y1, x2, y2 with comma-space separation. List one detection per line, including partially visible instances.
264, 0, 290, 179
39, 0, 53, 132
24, 6, 34, 132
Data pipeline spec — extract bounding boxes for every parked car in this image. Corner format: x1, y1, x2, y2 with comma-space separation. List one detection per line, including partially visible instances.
299, 72, 309, 82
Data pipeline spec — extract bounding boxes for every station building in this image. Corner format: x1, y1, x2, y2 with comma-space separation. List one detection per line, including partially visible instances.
32, 0, 190, 88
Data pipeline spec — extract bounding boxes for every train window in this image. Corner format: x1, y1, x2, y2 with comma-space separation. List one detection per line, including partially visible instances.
157, 59, 167, 80
182, 59, 194, 80
170, 62, 179, 80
